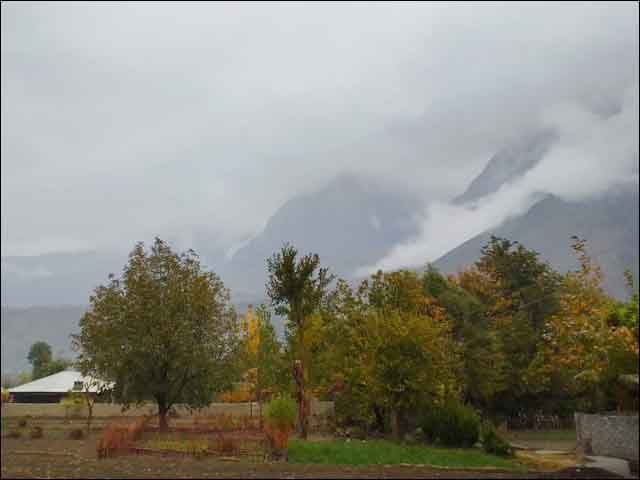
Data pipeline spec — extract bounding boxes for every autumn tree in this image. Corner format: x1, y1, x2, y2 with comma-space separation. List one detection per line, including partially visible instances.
266, 243, 334, 439
315, 272, 461, 438
72, 238, 239, 431
528, 237, 639, 411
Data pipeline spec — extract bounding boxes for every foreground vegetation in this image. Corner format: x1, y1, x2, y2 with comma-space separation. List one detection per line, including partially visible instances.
288, 439, 523, 470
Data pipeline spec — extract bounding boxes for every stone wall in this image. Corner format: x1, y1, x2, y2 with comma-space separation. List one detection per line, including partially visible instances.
575, 412, 639, 461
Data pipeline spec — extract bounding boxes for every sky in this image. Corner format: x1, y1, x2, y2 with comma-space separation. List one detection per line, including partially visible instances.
2, 2, 638, 267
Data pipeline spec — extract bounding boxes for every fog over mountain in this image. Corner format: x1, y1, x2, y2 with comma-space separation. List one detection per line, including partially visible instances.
1, 3, 638, 373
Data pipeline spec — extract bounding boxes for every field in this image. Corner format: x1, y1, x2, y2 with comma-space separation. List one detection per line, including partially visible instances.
0, 415, 622, 479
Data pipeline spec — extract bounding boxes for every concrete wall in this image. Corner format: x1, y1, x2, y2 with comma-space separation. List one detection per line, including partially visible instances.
1, 400, 334, 419
575, 412, 639, 461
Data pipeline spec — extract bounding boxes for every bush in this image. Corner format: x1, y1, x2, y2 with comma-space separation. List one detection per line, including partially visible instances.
420, 401, 480, 448
481, 421, 513, 457
29, 426, 43, 438
18, 418, 27, 427
264, 395, 296, 432
213, 435, 238, 456
68, 428, 85, 440
60, 392, 85, 418
264, 395, 297, 459
7, 430, 22, 438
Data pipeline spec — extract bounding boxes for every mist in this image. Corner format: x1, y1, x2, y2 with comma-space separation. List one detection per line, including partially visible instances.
2, 2, 638, 268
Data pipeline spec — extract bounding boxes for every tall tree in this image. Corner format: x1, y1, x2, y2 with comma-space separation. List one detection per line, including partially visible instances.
28, 341, 52, 379
423, 266, 506, 410
72, 238, 239, 431
528, 238, 639, 411
266, 243, 333, 439
456, 236, 561, 417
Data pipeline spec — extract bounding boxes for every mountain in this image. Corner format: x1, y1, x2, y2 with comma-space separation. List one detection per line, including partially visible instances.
219, 175, 421, 298
453, 129, 556, 205
434, 185, 639, 300
1, 305, 86, 374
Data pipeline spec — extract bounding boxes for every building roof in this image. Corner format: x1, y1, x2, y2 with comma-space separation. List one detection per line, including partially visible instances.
8, 370, 112, 394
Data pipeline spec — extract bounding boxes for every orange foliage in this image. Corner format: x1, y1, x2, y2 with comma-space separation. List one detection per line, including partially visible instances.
96, 416, 151, 459
263, 423, 293, 453
218, 389, 254, 403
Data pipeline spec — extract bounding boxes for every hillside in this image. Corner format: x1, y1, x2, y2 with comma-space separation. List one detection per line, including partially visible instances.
434, 185, 639, 299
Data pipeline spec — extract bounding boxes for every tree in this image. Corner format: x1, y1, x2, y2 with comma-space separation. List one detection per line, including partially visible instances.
423, 265, 506, 409
254, 305, 287, 427
315, 272, 461, 438
266, 243, 334, 439
28, 341, 52, 380
528, 238, 639, 411
455, 236, 562, 418
72, 238, 239, 432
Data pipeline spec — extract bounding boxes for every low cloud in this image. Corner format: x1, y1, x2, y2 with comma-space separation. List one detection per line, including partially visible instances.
361, 84, 639, 275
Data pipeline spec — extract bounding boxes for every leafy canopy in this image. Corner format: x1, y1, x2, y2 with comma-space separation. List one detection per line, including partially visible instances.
72, 238, 239, 429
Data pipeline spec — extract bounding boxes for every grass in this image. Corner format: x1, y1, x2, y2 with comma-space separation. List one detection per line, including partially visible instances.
288, 439, 524, 470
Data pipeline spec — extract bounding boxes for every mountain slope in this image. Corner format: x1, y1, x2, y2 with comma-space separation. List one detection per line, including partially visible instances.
220, 175, 421, 298
1, 305, 86, 374
453, 129, 556, 205
434, 185, 639, 299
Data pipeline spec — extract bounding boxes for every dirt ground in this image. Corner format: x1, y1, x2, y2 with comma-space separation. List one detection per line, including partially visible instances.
0, 435, 625, 479
504, 429, 577, 452
0, 419, 627, 479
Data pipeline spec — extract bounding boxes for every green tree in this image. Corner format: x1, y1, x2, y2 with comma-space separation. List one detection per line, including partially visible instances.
266, 243, 334, 439
457, 236, 562, 417
28, 341, 53, 380
255, 304, 287, 425
423, 265, 506, 409
72, 238, 239, 431
317, 272, 461, 438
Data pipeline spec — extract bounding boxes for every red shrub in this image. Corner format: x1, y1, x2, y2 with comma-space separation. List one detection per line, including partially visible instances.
97, 416, 152, 459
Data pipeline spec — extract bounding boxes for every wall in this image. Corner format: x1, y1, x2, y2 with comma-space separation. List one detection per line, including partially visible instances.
1, 400, 334, 419
575, 412, 639, 461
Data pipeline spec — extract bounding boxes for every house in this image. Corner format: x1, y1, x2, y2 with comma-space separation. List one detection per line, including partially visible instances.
8, 370, 112, 403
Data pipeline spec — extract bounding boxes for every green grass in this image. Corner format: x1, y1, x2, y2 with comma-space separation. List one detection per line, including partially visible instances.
288, 439, 524, 470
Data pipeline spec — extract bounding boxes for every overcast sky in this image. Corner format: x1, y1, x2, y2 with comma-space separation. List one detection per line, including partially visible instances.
1, 1, 638, 262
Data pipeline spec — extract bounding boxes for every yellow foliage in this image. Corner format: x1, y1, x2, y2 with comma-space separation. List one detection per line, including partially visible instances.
242, 305, 261, 358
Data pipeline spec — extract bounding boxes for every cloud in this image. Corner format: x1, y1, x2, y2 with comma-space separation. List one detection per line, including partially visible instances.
362, 83, 639, 274
1, 2, 638, 258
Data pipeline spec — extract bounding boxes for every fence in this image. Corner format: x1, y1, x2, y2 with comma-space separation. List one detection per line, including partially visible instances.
1, 400, 334, 419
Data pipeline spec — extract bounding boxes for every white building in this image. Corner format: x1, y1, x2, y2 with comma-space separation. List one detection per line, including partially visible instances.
8, 370, 112, 403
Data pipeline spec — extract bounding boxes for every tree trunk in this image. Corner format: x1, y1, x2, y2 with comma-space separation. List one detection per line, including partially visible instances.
157, 396, 169, 433
390, 409, 400, 440
86, 397, 94, 434
293, 359, 308, 439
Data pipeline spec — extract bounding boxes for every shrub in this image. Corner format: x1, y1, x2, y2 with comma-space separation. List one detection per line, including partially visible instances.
29, 426, 43, 438
18, 418, 27, 427
213, 435, 238, 456
69, 428, 85, 440
481, 421, 513, 457
1, 388, 11, 406
420, 400, 480, 448
96, 416, 151, 458
264, 395, 296, 459
60, 392, 85, 418
264, 395, 296, 431
7, 429, 22, 438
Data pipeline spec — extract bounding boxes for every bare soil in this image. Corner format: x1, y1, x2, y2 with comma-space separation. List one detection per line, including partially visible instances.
1, 435, 625, 479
